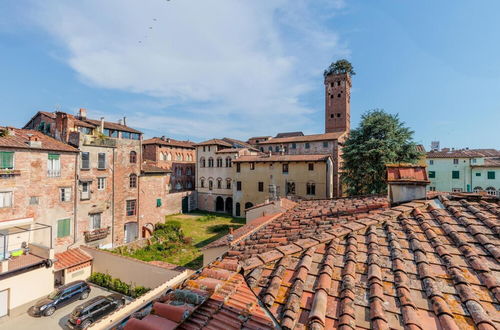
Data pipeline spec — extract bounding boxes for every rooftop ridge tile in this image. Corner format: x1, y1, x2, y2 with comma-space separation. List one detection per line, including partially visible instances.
261, 256, 290, 307
338, 233, 358, 329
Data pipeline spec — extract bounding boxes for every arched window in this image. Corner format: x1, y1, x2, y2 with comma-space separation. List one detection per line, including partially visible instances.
226, 179, 231, 189
208, 157, 214, 167
167, 153, 172, 161
268, 146, 272, 151
187, 181, 192, 189
129, 174, 137, 188
208, 180, 213, 190
486, 187, 497, 196
175, 182, 182, 190
217, 157, 223, 167
244, 202, 254, 210
275, 146, 279, 152
226, 157, 232, 167
473, 186, 483, 193
200, 178, 205, 188
186, 167, 192, 176
200, 157, 206, 167
217, 178, 222, 189
130, 151, 137, 163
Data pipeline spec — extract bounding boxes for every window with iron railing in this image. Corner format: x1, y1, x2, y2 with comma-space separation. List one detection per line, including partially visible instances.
47, 154, 61, 177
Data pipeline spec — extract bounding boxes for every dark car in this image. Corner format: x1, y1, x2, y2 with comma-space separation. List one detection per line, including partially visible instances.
28, 281, 91, 317
67, 294, 126, 329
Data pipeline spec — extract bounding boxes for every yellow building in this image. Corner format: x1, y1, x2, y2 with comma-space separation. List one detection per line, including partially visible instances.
232, 154, 333, 217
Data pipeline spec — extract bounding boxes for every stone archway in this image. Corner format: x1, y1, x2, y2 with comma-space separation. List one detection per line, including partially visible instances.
225, 197, 233, 214
244, 202, 254, 210
215, 196, 224, 212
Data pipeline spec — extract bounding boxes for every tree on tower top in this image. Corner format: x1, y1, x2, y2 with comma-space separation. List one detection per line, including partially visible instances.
324, 59, 355, 77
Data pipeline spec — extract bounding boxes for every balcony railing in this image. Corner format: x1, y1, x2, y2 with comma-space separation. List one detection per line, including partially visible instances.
83, 135, 117, 148
84, 227, 110, 243
0, 169, 21, 178
47, 169, 61, 177
0, 223, 52, 262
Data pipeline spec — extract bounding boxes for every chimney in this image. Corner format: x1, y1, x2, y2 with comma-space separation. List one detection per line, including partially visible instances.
161, 136, 166, 141
386, 164, 429, 204
27, 134, 42, 148
118, 119, 123, 125
78, 108, 87, 120
123, 117, 127, 126
100, 117, 105, 133
166, 138, 171, 143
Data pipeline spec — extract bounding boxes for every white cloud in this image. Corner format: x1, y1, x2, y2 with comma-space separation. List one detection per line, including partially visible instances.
29, 0, 348, 139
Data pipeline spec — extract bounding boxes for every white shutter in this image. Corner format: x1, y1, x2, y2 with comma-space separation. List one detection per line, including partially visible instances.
65, 188, 71, 201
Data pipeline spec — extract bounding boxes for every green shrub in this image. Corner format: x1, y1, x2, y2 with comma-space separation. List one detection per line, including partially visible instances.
88, 272, 150, 298
132, 286, 150, 297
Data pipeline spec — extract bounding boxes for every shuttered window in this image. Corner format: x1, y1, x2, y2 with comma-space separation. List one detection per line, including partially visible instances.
98, 153, 106, 169
81, 152, 90, 169
156, 198, 162, 207
57, 218, 71, 238
48, 154, 61, 177
0, 192, 13, 208
487, 171, 495, 179
0, 152, 14, 169
428, 171, 435, 178
452, 171, 460, 179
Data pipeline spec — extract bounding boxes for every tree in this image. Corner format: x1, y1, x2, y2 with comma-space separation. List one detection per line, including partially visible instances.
324, 59, 356, 77
342, 109, 423, 196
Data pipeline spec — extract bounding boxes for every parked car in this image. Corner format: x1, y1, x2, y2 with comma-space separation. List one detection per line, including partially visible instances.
28, 281, 91, 317
67, 294, 126, 329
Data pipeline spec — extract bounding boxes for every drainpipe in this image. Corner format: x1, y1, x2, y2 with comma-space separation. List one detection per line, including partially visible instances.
111, 148, 116, 246
67, 152, 79, 250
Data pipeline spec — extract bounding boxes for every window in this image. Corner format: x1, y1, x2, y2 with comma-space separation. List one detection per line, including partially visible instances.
236, 181, 242, 191
217, 178, 222, 189
129, 174, 137, 188
275, 146, 279, 152
200, 157, 206, 167
126, 200, 137, 216
236, 163, 241, 173
428, 171, 436, 178
0, 191, 13, 208
429, 187, 436, 191
337, 113, 341, 117
81, 182, 90, 200
286, 181, 296, 194
90, 213, 101, 230
57, 218, 70, 238
308, 163, 314, 171
472, 158, 477, 164
29, 196, 39, 205
473, 187, 483, 193
226, 179, 231, 189
452, 171, 460, 179
282, 163, 289, 174
429, 160, 434, 165
60, 188, 72, 202
47, 154, 61, 177
81, 152, 90, 169
258, 182, 264, 192
209, 180, 213, 190
260, 147, 264, 152
122, 132, 131, 139
487, 171, 495, 179
486, 187, 497, 196
0, 151, 14, 169
156, 198, 162, 207
97, 178, 106, 190
129, 151, 137, 164
226, 157, 232, 167
250, 162, 255, 170
217, 158, 223, 167
453, 159, 459, 164
203, 146, 206, 152
200, 178, 205, 188
306, 182, 316, 195
305, 142, 310, 149
208, 157, 214, 167
187, 167, 192, 176
268, 146, 272, 152
291, 143, 296, 149
476, 172, 481, 177
96, 153, 105, 169
323, 141, 328, 148
452, 188, 463, 193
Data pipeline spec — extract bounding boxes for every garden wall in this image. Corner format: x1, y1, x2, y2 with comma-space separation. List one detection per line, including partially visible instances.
80, 246, 190, 289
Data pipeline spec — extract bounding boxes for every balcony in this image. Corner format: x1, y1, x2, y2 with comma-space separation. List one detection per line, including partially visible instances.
83, 135, 117, 148
0, 222, 53, 277
47, 169, 61, 177
0, 169, 21, 178
84, 226, 110, 243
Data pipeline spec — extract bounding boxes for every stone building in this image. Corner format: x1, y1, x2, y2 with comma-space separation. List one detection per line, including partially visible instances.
232, 154, 333, 217
142, 137, 195, 192
195, 138, 259, 214
24, 109, 143, 246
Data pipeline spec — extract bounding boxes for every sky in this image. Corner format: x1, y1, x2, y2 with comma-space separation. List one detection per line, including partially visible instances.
0, 0, 499, 148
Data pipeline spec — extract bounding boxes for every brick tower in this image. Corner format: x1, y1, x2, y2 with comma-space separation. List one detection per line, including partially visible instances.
325, 72, 351, 134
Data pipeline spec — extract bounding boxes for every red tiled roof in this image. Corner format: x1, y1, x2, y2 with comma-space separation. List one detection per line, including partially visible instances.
83, 118, 142, 134
472, 157, 500, 168
194, 139, 233, 147
0, 127, 79, 153
257, 132, 344, 145
54, 248, 93, 271
386, 164, 430, 183
237, 194, 500, 329
275, 131, 304, 138
426, 149, 486, 158
233, 154, 331, 163
143, 137, 195, 149
215, 147, 247, 154
142, 161, 171, 174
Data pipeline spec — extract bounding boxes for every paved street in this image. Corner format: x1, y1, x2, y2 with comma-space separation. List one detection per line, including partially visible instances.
0, 285, 128, 330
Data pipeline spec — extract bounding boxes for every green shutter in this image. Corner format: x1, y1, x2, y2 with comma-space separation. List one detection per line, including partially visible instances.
48, 153, 60, 160
476, 172, 481, 177
487, 171, 495, 179
452, 171, 460, 179
428, 171, 435, 178
57, 218, 70, 238
156, 198, 162, 207
0, 151, 14, 169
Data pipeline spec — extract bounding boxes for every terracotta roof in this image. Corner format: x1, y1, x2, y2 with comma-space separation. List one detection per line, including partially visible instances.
427, 149, 487, 158
54, 248, 93, 271
83, 118, 142, 134
194, 139, 233, 147
472, 158, 500, 168
147, 261, 189, 272
142, 162, 171, 174
248, 136, 272, 140
215, 147, 247, 154
245, 197, 298, 212
257, 132, 345, 145
233, 154, 331, 163
143, 137, 195, 149
415, 144, 426, 152
221, 137, 258, 150
236, 194, 500, 329
275, 131, 304, 138
386, 164, 430, 183
0, 127, 79, 153
123, 258, 275, 330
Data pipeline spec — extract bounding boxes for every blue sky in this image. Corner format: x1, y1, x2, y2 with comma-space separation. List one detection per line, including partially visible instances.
0, 1, 499, 148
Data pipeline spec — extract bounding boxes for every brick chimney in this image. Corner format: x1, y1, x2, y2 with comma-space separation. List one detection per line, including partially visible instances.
27, 134, 42, 148
78, 108, 87, 120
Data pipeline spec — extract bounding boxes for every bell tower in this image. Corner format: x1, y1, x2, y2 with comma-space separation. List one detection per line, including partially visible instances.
325, 72, 351, 134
